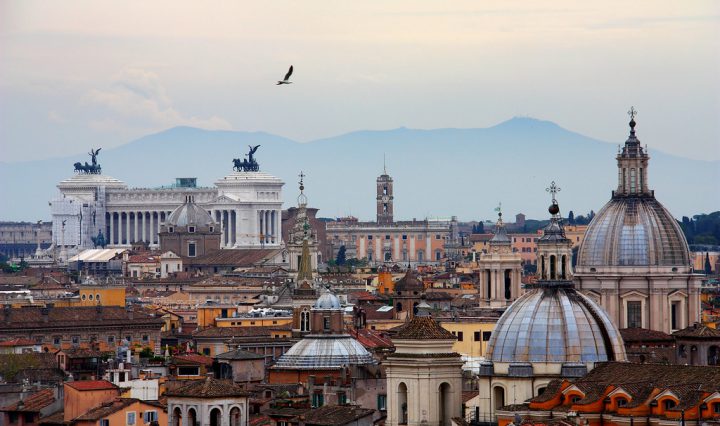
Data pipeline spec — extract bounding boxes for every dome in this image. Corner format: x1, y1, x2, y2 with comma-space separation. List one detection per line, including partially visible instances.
273, 335, 376, 369
166, 195, 215, 227
313, 291, 341, 310
576, 197, 690, 269
395, 270, 423, 292
486, 285, 626, 363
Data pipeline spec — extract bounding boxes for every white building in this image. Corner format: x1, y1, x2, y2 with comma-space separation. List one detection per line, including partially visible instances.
50, 162, 284, 257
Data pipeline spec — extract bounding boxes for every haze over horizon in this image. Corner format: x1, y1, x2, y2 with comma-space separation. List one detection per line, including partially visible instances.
1, 1, 719, 163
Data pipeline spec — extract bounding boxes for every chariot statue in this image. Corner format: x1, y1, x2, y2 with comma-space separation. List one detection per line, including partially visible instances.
233, 144, 261, 172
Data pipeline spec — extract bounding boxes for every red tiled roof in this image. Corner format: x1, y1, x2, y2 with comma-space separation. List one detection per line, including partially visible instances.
350, 327, 395, 350
166, 377, 249, 398
0, 306, 164, 330
192, 326, 273, 338
673, 323, 720, 338
1, 388, 55, 412
184, 249, 281, 266
127, 254, 159, 264
392, 316, 456, 340
74, 398, 137, 421
0, 338, 37, 347
172, 354, 214, 366
299, 405, 375, 425
619, 327, 674, 342
65, 380, 118, 391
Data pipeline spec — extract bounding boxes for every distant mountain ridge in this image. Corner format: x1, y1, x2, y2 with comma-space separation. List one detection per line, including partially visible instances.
1, 117, 718, 221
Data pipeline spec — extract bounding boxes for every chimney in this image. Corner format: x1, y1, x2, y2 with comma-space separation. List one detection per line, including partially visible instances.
126, 306, 134, 320
41, 306, 50, 323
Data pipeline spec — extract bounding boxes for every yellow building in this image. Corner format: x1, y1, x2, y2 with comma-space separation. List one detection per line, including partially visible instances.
564, 224, 588, 248
215, 316, 292, 328
438, 318, 497, 358
51, 286, 126, 307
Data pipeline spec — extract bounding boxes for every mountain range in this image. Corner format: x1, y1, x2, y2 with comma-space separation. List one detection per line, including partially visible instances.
1, 117, 718, 222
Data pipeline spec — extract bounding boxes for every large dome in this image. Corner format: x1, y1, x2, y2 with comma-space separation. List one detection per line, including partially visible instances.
273, 335, 376, 369
486, 285, 626, 363
576, 197, 690, 270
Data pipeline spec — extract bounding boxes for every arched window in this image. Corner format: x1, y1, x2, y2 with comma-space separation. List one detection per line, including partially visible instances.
550, 255, 557, 279
188, 408, 197, 426
300, 310, 310, 332
384, 251, 392, 262
398, 382, 408, 425
561, 255, 567, 279
172, 407, 182, 426
439, 382, 452, 426
435, 250, 442, 261
663, 399, 677, 411
493, 386, 505, 410
540, 256, 546, 280
209, 408, 222, 426
708, 345, 720, 365
229, 407, 241, 426
504, 269, 512, 300
396, 302, 403, 312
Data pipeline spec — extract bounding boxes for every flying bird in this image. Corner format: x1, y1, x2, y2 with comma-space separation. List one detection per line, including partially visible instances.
277, 65, 293, 85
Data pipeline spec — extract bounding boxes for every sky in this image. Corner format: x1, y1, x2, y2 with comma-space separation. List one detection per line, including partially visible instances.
1, 1, 719, 162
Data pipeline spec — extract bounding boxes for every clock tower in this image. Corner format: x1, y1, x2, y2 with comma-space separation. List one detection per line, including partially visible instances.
376, 168, 394, 225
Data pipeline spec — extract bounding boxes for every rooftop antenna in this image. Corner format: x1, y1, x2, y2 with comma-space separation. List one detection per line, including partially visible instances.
383, 153, 387, 174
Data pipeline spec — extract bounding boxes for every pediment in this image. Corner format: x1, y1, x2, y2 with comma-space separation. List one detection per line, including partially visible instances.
212, 194, 238, 204
620, 290, 648, 299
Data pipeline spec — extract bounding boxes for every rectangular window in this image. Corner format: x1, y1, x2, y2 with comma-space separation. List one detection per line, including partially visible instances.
627, 301, 642, 328
71, 336, 79, 345
474, 331, 481, 342
378, 394, 387, 411
127, 412, 136, 426
457, 331, 464, 341
312, 393, 324, 408
385, 235, 390, 240
482, 331, 492, 341
671, 302, 679, 330
188, 226, 195, 233
188, 242, 197, 257
178, 366, 200, 376
53, 336, 61, 345
402, 235, 407, 240
338, 392, 347, 405
435, 234, 441, 240
142, 334, 149, 342
143, 411, 158, 423
108, 335, 115, 343
368, 235, 373, 240
119, 372, 126, 382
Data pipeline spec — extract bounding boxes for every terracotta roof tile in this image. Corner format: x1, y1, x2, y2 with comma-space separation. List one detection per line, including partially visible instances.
0, 338, 37, 347
1, 388, 55, 412
74, 398, 136, 421
0, 306, 163, 330
619, 328, 674, 342
392, 316, 456, 340
171, 354, 214, 366
672, 323, 720, 338
184, 249, 281, 267
165, 377, 249, 398
192, 326, 273, 338
65, 380, 118, 391
299, 405, 375, 425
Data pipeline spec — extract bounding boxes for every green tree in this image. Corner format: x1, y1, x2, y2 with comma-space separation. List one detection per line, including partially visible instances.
335, 246, 347, 266
705, 253, 713, 275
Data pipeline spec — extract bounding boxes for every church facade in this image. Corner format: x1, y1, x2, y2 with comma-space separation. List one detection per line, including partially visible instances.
49, 148, 284, 258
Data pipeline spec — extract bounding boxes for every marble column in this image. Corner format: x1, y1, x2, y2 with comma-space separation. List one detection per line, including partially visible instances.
133, 212, 139, 244
149, 212, 155, 245
109, 213, 115, 245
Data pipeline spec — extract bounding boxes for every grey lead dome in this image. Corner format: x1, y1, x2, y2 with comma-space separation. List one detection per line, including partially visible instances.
166, 196, 215, 228
576, 197, 690, 269
486, 285, 627, 363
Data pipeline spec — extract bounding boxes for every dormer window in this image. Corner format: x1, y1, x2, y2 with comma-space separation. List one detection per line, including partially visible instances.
188, 226, 195, 233
663, 399, 677, 410
209, 226, 214, 232
169, 226, 174, 233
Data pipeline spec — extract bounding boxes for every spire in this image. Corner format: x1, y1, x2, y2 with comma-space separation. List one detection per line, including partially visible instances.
297, 171, 307, 207
615, 107, 651, 197
490, 203, 510, 243
539, 181, 568, 242
383, 153, 387, 175
296, 238, 313, 283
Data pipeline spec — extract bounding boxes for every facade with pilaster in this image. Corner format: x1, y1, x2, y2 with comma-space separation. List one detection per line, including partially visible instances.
50, 170, 284, 258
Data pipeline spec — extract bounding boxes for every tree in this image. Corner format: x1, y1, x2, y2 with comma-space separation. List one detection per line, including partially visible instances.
568, 211, 575, 225
705, 253, 713, 275
336, 246, 347, 266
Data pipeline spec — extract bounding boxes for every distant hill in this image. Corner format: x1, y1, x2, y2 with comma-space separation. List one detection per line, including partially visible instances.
1, 117, 718, 221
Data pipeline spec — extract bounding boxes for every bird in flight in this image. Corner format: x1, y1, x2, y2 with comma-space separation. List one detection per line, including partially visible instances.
277, 65, 293, 85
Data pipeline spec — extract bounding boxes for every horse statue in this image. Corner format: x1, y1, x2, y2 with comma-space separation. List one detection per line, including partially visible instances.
73, 161, 101, 174
91, 230, 107, 248
232, 145, 261, 172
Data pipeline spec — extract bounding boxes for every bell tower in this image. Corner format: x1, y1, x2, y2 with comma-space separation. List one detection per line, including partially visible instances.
376, 161, 394, 225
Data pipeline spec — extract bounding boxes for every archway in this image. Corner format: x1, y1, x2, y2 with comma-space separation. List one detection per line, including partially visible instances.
398, 382, 408, 425
209, 408, 222, 426
172, 407, 182, 426
504, 269, 512, 300
187, 408, 197, 426
396, 302, 403, 312
550, 255, 557, 279
229, 407, 241, 426
708, 345, 720, 365
561, 255, 567, 279
439, 382, 452, 426
493, 386, 505, 410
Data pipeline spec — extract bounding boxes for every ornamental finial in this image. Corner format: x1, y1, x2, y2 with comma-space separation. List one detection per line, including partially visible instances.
546, 181, 561, 204
627, 106, 637, 135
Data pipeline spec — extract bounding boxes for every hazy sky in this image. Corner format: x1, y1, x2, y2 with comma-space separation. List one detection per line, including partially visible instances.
1, 1, 718, 162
